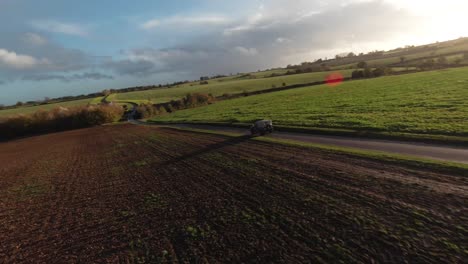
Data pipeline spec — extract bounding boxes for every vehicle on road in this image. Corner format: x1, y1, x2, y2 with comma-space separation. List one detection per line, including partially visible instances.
250, 119, 274, 135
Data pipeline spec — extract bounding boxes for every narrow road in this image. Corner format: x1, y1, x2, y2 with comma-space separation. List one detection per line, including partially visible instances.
147, 123, 468, 164
125, 105, 468, 164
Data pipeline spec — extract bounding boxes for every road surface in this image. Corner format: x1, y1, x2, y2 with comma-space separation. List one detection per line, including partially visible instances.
126, 104, 468, 164
148, 123, 468, 164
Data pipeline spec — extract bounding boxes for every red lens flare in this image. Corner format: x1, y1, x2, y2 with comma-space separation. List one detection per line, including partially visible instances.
325, 72, 344, 86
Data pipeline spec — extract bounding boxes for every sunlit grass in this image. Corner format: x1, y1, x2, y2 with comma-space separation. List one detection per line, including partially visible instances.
0, 97, 102, 118
153, 67, 468, 136
111, 70, 354, 104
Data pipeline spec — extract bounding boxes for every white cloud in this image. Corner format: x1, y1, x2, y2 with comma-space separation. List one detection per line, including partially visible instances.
23, 33, 47, 45
115, 0, 423, 78
141, 15, 230, 30
31, 20, 88, 36
141, 19, 160, 30
224, 12, 264, 35
233, 46, 258, 56
0, 48, 48, 69
276, 37, 292, 44
168, 15, 230, 25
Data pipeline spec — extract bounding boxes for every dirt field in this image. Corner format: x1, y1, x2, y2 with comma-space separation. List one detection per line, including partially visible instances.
0, 124, 466, 263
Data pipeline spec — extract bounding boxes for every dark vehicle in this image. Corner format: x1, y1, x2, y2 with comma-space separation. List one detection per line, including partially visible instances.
250, 120, 273, 135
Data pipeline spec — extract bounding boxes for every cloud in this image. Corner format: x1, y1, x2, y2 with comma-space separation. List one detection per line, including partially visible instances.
105, 59, 157, 76
22, 72, 114, 82
74, 72, 113, 80
31, 20, 88, 36
233, 46, 258, 56
21, 74, 69, 82
275, 37, 292, 44
23, 33, 47, 45
141, 19, 160, 30
0, 48, 48, 69
0, 34, 108, 85
141, 15, 231, 30
111, 0, 420, 78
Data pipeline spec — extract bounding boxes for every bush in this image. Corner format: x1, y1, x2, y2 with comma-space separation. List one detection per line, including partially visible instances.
357, 61, 367, 68
182, 93, 216, 108
157, 106, 167, 115
170, 99, 184, 110
135, 103, 160, 119
0, 104, 123, 139
132, 93, 216, 120
165, 104, 175, 113
351, 67, 391, 79
351, 70, 365, 79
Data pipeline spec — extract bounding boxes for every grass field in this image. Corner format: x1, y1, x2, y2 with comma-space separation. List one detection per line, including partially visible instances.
0, 124, 466, 262
0, 97, 102, 118
152, 67, 468, 137
108, 70, 354, 104
212, 69, 290, 82
331, 38, 468, 69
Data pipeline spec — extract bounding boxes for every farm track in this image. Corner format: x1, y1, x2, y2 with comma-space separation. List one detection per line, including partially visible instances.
0, 124, 467, 263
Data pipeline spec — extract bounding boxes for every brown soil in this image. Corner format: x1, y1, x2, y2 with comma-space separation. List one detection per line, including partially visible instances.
0, 124, 466, 263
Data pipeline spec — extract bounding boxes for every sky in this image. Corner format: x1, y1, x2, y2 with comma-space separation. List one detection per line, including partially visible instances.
1, 0, 467, 105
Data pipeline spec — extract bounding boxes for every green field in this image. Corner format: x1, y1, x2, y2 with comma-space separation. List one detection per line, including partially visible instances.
0, 97, 102, 118
108, 70, 354, 104
331, 39, 468, 70
211, 69, 290, 82
152, 67, 468, 137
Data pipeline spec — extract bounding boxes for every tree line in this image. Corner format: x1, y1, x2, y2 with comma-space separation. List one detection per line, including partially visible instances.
0, 104, 124, 140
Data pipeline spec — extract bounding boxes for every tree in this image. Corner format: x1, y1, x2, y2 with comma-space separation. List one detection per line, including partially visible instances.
372, 67, 391, 77
347, 52, 356, 57
16, 101, 24, 107
351, 70, 364, 79
364, 67, 373, 78
357, 61, 367, 69
400, 56, 406, 63
437, 56, 447, 65
0, 104, 5, 110
420, 59, 435, 70
102, 89, 111, 96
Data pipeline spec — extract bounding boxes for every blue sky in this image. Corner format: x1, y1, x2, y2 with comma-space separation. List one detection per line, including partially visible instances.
1, 0, 467, 105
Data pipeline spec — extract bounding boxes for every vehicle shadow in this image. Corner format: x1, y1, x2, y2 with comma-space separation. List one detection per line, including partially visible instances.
158, 135, 253, 167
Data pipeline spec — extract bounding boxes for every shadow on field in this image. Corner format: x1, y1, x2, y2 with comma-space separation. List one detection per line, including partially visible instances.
159, 135, 253, 167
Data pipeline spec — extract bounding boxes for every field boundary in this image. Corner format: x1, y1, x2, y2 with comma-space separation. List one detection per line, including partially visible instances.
160, 125, 468, 177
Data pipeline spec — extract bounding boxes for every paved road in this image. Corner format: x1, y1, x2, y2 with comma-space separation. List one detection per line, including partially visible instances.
125, 103, 468, 164
150, 123, 468, 164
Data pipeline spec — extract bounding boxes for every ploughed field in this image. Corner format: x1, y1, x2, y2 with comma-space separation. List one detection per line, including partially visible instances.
0, 124, 467, 263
